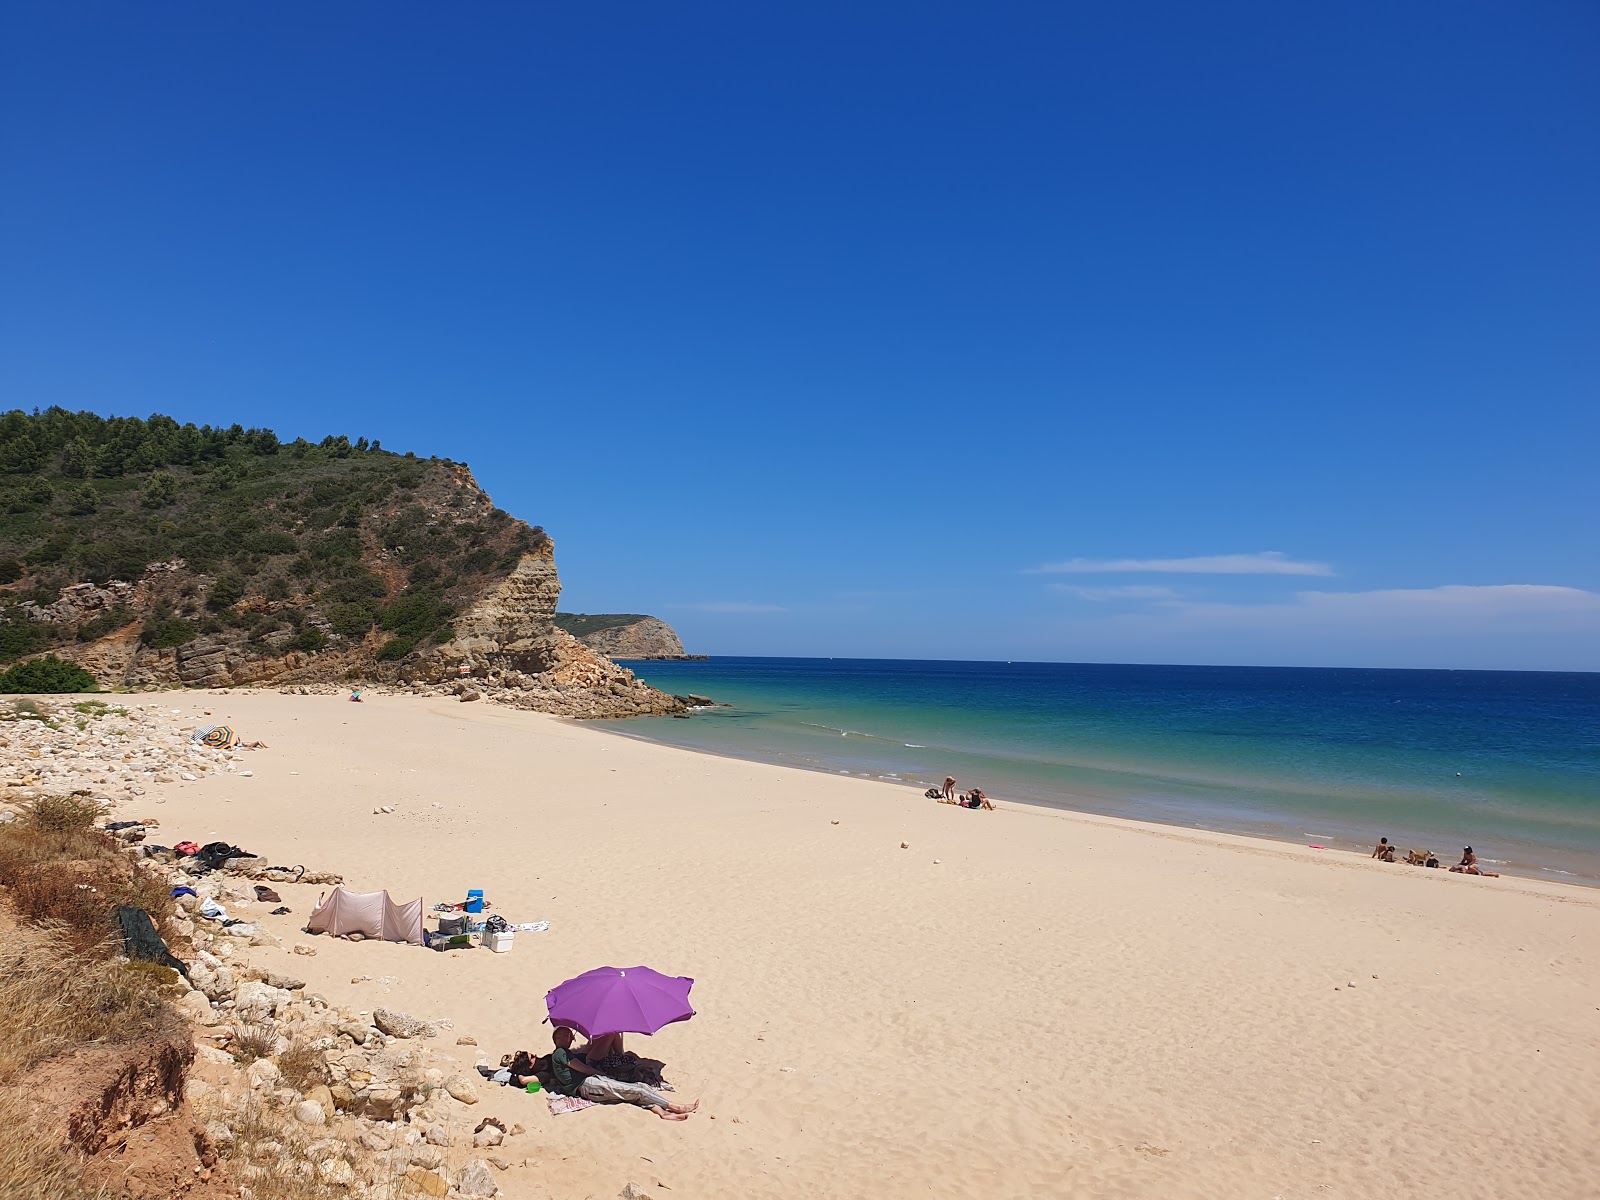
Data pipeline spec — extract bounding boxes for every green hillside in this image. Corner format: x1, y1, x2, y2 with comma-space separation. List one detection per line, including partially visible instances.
552, 613, 652, 638
0, 408, 546, 667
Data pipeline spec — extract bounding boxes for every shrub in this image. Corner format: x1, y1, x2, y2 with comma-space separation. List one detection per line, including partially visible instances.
375, 635, 416, 661
0, 558, 22, 583
142, 617, 198, 649
75, 605, 133, 642
292, 627, 327, 652
0, 655, 97, 693
0, 615, 50, 664
208, 572, 245, 610
327, 603, 376, 637
244, 530, 297, 555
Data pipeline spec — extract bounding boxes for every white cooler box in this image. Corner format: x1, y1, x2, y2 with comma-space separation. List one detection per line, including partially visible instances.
485, 931, 515, 954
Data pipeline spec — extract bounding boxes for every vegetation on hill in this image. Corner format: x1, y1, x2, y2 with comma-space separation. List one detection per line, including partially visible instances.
552, 612, 652, 638
0, 654, 97, 693
0, 407, 548, 668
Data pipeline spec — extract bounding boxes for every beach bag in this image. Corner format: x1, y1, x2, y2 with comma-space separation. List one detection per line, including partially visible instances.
925, 788, 943, 799
438, 914, 467, 937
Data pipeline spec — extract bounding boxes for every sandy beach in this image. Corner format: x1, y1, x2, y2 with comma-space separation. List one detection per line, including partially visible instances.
104, 690, 1600, 1199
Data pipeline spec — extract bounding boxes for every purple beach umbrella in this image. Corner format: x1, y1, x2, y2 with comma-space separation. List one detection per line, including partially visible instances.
544, 966, 696, 1039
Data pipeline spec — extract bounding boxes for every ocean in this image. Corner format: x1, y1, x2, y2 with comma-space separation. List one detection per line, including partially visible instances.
597, 658, 1600, 886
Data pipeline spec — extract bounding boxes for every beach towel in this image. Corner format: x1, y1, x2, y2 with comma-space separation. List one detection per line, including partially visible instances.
514, 921, 551, 933
547, 1093, 596, 1116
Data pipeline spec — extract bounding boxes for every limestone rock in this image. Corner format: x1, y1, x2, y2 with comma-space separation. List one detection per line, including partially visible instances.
176, 989, 217, 1024
234, 980, 290, 1022
305, 1084, 336, 1120
424, 1124, 450, 1147
246, 1059, 281, 1089
317, 1159, 356, 1186
374, 1007, 436, 1038
409, 1145, 444, 1169
473, 1125, 503, 1148
292, 1100, 326, 1126
445, 1074, 480, 1104
405, 1168, 449, 1198
457, 1159, 498, 1197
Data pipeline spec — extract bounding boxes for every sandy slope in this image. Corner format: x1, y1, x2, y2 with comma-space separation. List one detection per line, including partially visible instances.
129, 691, 1599, 1199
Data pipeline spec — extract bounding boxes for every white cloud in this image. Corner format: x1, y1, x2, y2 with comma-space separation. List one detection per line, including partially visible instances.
680, 601, 789, 614
1115, 584, 1600, 635
1050, 584, 1179, 602
1030, 551, 1334, 577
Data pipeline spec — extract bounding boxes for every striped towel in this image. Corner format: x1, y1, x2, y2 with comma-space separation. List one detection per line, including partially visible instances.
548, 1093, 595, 1116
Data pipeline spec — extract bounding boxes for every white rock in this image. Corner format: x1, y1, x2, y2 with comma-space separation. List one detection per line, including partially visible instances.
181, 772, 198, 781
317, 1159, 355, 1186
456, 1159, 498, 1197
292, 1100, 326, 1125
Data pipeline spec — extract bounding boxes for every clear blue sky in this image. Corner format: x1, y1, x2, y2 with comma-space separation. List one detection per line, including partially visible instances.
3, 2, 1596, 669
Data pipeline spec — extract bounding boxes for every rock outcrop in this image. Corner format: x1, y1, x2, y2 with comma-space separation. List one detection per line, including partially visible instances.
4, 462, 688, 718
573, 615, 691, 660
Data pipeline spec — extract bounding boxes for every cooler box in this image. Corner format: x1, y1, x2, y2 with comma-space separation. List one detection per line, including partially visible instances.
486, 931, 514, 954
465, 889, 484, 914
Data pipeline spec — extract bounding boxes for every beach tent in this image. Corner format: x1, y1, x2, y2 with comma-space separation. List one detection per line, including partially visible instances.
306, 886, 424, 946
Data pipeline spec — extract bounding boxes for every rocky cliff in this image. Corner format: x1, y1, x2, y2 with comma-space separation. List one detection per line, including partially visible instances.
0, 409, 687, 717
553, 613, 697, 660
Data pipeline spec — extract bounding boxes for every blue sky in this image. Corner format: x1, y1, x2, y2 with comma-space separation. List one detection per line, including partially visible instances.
2, 2, 1596, 669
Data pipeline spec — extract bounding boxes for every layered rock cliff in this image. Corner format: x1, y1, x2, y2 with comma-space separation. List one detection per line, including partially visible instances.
0, 410, 686, 717
553, 613, 697, 660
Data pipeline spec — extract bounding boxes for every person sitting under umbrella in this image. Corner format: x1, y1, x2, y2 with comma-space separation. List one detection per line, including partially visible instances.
543, 1027, 698, 1120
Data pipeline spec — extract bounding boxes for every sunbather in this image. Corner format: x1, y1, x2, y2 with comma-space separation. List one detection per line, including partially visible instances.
1449, 846, 1499, 877
546, 1027, 697, 1120
1371, 837, 1396, 862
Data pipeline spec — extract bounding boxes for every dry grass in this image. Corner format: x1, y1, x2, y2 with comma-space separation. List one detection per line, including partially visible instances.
0, 921, 169, 1084
276, 1036, 328, 1092
0, 795, 176, 954
0, 1093, 102, 1200
204, 1095, 422, 1200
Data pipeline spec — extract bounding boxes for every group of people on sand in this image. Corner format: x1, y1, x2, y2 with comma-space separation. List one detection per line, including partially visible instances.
509, 1026, 699, 1121
1372, 837, 1499, 877
934, 776, 994, 810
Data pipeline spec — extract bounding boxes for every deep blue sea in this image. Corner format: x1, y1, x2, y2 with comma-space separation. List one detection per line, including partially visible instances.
598, 658, 1600, 885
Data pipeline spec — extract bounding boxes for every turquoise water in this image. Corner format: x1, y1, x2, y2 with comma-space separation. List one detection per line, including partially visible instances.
597, 659, 1600, 885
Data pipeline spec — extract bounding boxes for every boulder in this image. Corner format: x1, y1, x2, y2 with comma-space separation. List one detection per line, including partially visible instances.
246, 1059, 281, 1089
292, 1100, 326, 1126
233, 980, 290, 1022
317, 1159, 356, 1186
305, 1084, 336, 1120
457, 1159, 498, 1197
176, 989, 218, 1025
444, 1074, 480, 1104
374, 1007, 436, 1039
424, 1123, 451, 1147
405, 1168, 449, 1199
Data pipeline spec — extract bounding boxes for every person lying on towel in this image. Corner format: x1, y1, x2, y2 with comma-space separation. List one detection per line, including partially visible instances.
532, 1027, 699, 1121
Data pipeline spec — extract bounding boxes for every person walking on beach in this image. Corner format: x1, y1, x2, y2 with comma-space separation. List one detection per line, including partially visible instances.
942, 776, 957, 802
547, 1027, 698, 1121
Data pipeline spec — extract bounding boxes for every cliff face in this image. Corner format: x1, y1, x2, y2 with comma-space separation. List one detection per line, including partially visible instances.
0, 415, 684, 717
573, 616, 689, 659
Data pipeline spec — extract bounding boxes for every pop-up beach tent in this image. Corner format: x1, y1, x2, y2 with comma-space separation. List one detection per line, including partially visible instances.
306, 886, 424, 945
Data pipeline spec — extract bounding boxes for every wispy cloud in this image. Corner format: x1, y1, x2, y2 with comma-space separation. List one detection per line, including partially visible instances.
1110, 584, 1600, 634
1029, 551, 1334, 577
1050, 584, 1179, 602
680, 601, 789, 614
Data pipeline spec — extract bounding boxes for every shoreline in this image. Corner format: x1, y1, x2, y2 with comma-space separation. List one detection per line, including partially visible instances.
594, 715, 1600, 890
11, 688, 1600, 1198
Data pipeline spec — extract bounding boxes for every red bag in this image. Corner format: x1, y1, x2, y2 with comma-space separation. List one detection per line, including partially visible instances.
175, 841, 201, 856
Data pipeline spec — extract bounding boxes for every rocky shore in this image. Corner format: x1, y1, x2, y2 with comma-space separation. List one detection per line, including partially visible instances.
0, 694, 673, 1200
